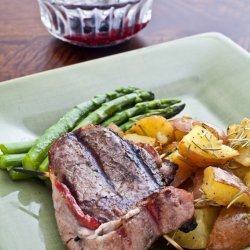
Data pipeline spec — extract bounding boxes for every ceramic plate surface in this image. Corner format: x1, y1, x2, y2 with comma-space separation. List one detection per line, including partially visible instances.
0, 33, 249, 250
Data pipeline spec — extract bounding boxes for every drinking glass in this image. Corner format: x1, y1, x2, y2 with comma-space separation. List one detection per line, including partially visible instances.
38, 0, 153, 47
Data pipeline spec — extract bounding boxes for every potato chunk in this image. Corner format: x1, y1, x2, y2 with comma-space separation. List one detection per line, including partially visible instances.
178, 125, 239, 167
174, 207, 220, 249
126, 115, 174, 145
230, 161, 250, 180
227, 118, 250, 167
207, 207, 250, 250
123, 133, 156, 146
244, 172, 250, 189
169, 117, 194, 141
201, 166, 250, 207
167, 150, 194, 187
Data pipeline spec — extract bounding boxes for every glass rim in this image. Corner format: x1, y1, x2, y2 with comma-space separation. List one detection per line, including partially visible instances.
42, 0, 143, 7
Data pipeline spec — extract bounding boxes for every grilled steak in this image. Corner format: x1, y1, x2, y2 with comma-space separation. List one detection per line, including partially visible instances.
49, 125, 194, 250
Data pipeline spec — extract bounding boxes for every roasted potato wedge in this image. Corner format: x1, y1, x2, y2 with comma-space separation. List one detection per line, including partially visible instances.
201, 166, 250, 207
167, 150, 194, 187
123, 133, 156, 146
207, 206, 250, 250
126, 115, 174, 145
192, 121, 227, 144
178, 125, 239, 167
174, 207, 220, 249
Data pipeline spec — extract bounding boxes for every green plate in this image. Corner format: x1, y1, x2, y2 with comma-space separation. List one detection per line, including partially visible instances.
0, 33, 249, 250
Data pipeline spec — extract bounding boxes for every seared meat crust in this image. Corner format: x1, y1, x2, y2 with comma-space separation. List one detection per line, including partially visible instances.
49, 125, 194, 250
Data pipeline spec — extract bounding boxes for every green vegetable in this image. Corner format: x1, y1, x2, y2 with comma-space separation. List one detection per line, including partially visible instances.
0, 154, 26, 169
74, 90, 154, 129
9, 168, 34, 181
22, 87, 137, 170
38, 157, 49, 180
120, 104, 185, 131
0, 140, 36, 154
102, 99, 180, 126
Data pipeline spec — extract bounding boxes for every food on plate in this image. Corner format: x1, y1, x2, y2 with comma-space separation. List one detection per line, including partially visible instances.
102, 99, 181, 127
126, 115, 174, 145
0, 153, 26, 169
173, 207, 220, 249
201, 166, 250, 207
49, 125, 195, 249
227, 118, 250, 167
244, 172, 250, 189
168, 116, 194, 141
167, 150, 194, 187
1, 86, 250, 250
0, 139, 36, 154
178, 125, 239, 167
207, 206, 250, 250
120, 104, 185, 132
123, 133, 156, 146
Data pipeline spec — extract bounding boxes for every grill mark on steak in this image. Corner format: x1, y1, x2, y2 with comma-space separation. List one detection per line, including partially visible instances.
50, 133, 125, 222
74, 127, 164, 207
74, 131, 118, 195
123, 141, 164, 188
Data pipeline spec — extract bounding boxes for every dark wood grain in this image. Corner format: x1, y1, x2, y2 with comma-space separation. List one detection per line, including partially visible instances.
1, 0, 250, 82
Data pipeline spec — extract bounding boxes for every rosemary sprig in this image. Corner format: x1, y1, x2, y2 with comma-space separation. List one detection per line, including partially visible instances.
227, 190, 245, 208
228, 123, 250, 149
228, 138, 250, 148
163, 234, 183, 250
191, 140, 221, 153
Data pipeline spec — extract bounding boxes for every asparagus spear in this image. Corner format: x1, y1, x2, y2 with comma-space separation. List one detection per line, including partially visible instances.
38, 157, 49, 180
135, 99, 181, 109
102, 99, 181, 126
74, 90, 154, 129
120, 104, 185, 131
23, 87, 138, 170
0, 154, 26, 169
0, 140, 36, 154
9, 168, 34, 181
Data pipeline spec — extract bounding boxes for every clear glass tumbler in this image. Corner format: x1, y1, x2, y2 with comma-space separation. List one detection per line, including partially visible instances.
38, 0, 153, 47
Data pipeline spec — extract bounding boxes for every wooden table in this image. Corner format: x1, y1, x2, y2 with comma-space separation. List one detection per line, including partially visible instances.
1, 0, 250, 82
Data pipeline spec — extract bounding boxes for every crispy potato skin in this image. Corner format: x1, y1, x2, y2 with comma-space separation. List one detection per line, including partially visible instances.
207, 207, 250, 250
192, 121, 228, 144
169, 117, 194, 141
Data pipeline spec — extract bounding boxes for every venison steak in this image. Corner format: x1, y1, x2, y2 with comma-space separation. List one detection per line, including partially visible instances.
49, 125, 194, 250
